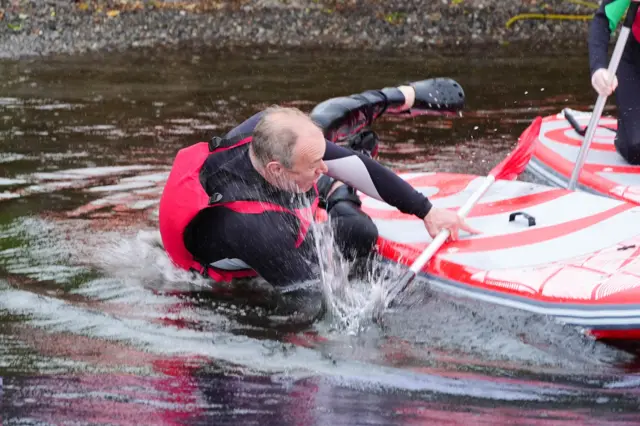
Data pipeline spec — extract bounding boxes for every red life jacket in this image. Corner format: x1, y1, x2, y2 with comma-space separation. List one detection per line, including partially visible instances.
158, 134, 320, 282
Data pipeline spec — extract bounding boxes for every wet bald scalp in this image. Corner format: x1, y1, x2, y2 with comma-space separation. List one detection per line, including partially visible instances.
251, 105, 322, 169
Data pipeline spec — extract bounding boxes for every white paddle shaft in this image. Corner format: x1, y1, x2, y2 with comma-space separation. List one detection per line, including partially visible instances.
408, 174, 495, 274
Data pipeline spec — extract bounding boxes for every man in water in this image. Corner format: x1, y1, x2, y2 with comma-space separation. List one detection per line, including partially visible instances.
159, 78, 478, 323
588, 0, 640, 163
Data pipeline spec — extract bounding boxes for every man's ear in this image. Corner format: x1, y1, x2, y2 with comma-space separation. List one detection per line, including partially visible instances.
265, 161, 285, 176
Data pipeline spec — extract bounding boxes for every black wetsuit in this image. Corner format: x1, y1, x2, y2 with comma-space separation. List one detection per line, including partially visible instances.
184, 87, 432, 320
589, 0, 640, 163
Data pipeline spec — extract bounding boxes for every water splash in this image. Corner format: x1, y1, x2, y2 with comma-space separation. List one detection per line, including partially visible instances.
306, 214, 399, 336
91, 229, 211, 294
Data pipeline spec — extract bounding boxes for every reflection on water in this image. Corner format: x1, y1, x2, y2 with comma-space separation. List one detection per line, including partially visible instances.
1, 45, 639, 423
3, 355, 640, 425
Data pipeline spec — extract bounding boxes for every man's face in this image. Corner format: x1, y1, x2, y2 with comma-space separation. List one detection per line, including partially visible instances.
282, 127, 328, 193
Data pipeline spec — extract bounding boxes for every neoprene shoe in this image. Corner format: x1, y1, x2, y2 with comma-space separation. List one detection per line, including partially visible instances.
406, 77, 465, 114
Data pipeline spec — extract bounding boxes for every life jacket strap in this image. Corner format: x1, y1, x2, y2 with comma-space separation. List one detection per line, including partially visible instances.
208, 133, 253, 152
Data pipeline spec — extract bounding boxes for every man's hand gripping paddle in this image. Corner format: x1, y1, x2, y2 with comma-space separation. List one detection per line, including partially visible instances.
381, 116, 542, 311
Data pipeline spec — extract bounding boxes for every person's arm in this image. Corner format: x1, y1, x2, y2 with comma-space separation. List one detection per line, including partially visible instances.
322, 138, 479, 240
322, 141, 432, 218
588, 0, 616, 76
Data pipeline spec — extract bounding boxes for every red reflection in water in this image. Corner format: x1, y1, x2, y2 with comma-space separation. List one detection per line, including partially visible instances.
394, 403, 639, 425
9, 324, 206, 425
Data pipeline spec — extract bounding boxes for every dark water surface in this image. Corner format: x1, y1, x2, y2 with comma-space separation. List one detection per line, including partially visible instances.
1, 46, 639, 425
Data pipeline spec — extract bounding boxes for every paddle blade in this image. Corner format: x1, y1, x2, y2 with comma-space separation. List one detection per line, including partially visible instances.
489, 116, 542, 181
386, 270, 416, 309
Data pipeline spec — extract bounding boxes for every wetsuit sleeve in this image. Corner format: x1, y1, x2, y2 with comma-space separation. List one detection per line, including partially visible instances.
323, 141, 432, 219
310, 87, 410, 142
588, 0, 615, 76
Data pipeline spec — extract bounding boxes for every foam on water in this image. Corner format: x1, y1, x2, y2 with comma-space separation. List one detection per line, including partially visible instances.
0, 153, 27, 163
0, 178, 28, 186
88, 217, 390, 337
31, 165, 157, 181
0, 280, 582, 402
89, 229, 211, 294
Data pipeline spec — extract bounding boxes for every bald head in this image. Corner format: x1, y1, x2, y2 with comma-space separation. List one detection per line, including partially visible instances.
250, 105, 328, 192
251, 105, 323, 169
